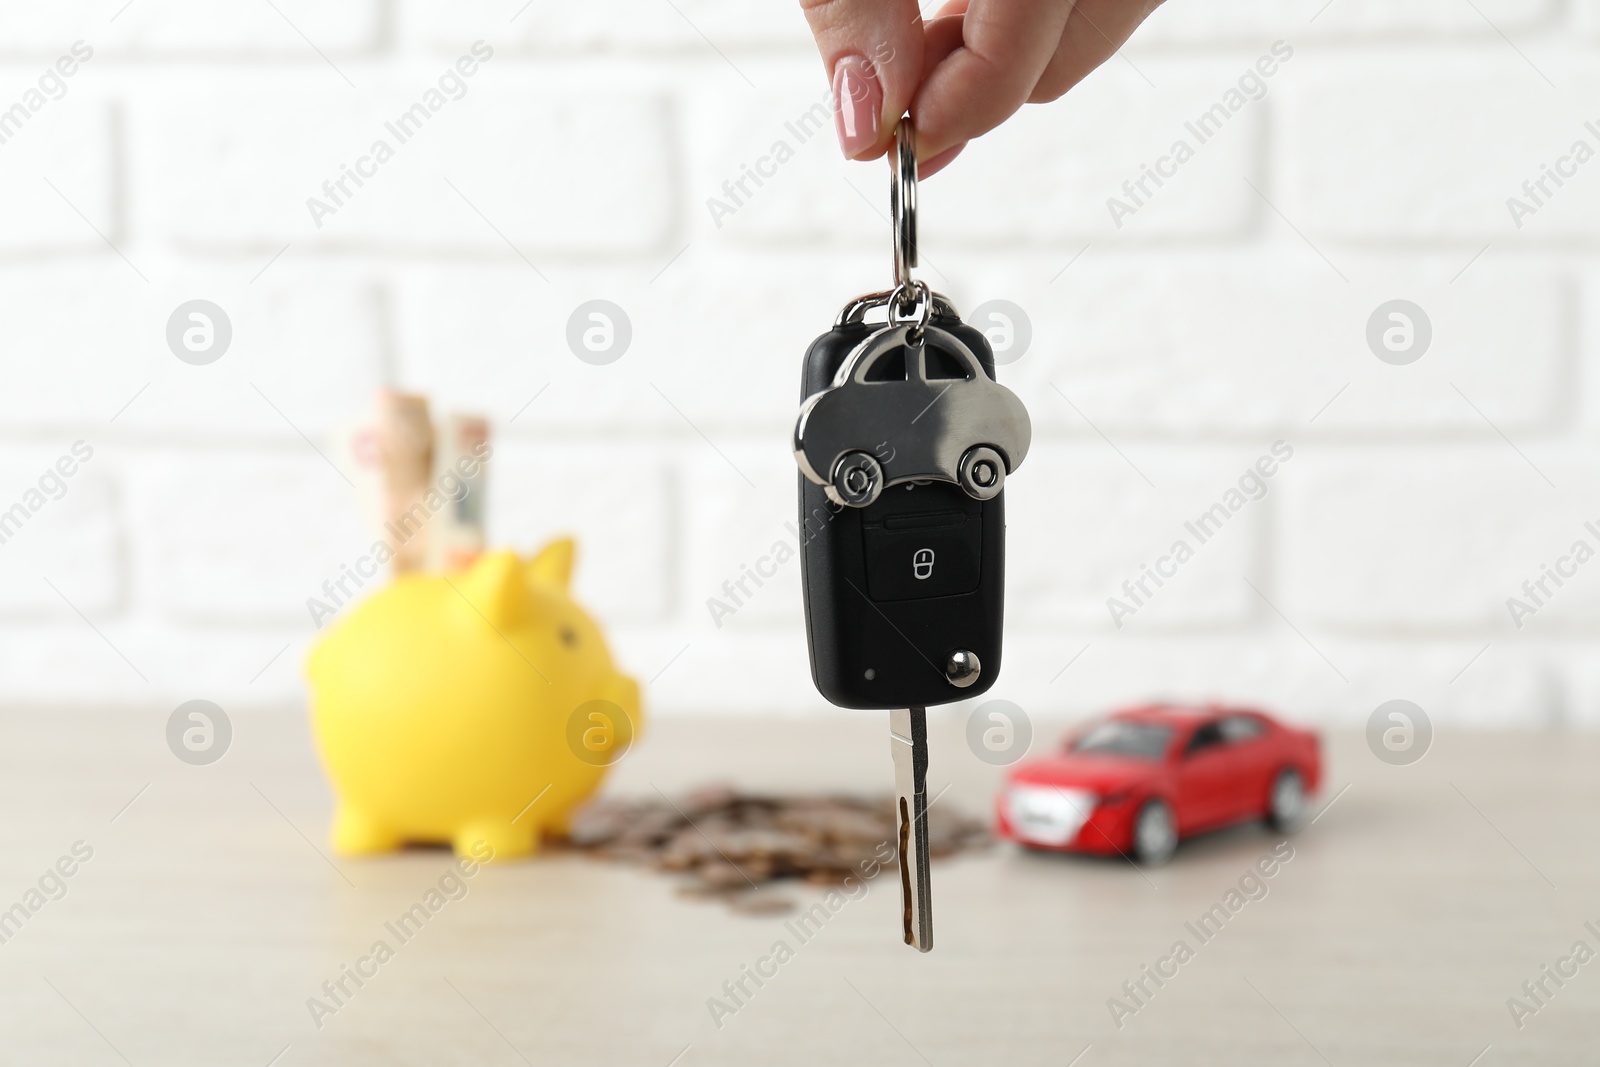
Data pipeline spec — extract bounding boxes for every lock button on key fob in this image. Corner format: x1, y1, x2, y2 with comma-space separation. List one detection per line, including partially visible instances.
862, 505, 982, 602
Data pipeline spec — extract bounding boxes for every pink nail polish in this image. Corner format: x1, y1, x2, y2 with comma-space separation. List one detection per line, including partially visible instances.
832, 55, 882, 159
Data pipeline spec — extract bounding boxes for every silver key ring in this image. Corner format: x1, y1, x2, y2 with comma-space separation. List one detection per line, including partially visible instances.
887, 279, 932, 336
890, 118, 917, 298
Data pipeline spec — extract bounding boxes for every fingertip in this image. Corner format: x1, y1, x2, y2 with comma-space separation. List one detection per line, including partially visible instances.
803, 0, 926, 159
918, 142, 965, 178
912, 0, 1075, 163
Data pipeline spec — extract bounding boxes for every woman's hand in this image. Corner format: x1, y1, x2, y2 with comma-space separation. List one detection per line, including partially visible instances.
802, 0, 1166, 176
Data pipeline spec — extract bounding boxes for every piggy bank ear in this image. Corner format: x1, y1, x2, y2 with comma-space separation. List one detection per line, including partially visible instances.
455, 550, 529, 628
528, 537, 576, 592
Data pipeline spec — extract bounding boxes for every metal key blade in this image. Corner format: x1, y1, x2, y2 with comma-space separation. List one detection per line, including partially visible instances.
889, 706, 933, 952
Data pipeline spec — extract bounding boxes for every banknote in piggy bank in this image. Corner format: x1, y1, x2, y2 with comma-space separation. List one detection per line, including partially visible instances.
306, 539, 641, 860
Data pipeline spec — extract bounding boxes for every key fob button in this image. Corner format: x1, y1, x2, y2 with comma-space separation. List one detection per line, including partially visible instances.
861, 513, 981, 602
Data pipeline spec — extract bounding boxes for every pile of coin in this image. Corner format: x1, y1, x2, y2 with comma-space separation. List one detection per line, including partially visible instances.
565, 785, 990, 914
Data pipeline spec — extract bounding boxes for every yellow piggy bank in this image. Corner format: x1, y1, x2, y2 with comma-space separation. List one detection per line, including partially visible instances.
306, 539, 641, 860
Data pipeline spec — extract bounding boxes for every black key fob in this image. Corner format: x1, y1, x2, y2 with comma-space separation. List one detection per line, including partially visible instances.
795, 289, 1032, 710
798, 116, 1034, 951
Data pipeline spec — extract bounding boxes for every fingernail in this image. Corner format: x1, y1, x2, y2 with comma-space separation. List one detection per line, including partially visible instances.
832, 55, 882, 159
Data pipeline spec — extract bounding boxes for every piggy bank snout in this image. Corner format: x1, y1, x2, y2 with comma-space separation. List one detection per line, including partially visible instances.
601, 672, 641, 721
583, 671, 642, 746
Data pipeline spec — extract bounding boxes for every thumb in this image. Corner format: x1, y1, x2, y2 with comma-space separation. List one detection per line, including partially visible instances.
799, 0, 925, 161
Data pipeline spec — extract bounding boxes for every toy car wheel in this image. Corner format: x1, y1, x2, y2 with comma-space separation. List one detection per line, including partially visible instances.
957, 446, 1006, 501
1132, 798, 1177, 866
1266, 768, 1307, 831
830, 450, 883, 508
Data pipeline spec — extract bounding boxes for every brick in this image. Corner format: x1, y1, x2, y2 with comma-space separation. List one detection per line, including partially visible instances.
689, 62, 1262, 246
1004, 445, 1269, 631
132, 269, 386, 438
126, 450, 365, 624
1281, 451, 1600, 631
640, 247, 886, 433
0, 97, 113, 252
1284, 65, 1600, 241
1321, 643, 1559, 728
140, 627, 314, 708
400, 0, 807, 53
1583, 272, 1600, 438
486, 441, 675, 624
1136, 0, 1558, 44
396, 250, 884, 437
681, 446, 805, 630
993, 634, 1553, 728
643, 629, 821, 715
684, 71, 876, 250
0, 265, 385, 437
394, 264, 677, 436
921, 64, 1264, 243
0, 624, 154, 702
955, 251, 1567, 437
0, 623, 311, 707
0, 1, 378, 53
1563, 658, 1600, 727
0, 265, 148, 428
0, 452, 119, 617
144, 78, 674, 253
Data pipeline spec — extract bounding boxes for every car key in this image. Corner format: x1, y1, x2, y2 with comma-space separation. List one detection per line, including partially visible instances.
793, 120, 1032, 951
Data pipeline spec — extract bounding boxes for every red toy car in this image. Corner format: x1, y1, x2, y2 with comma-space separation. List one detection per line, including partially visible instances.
996, 705, 1321, 865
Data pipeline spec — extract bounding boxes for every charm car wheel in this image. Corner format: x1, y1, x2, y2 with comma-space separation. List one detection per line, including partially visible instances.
830, 450, 884, 507
1132, 798, 1177, 866
1266, 768, 1306, 831
957, 446, 1006, 501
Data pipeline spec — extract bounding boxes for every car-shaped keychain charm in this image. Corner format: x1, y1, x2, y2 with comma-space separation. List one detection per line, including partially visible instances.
794, 317, 1032, 508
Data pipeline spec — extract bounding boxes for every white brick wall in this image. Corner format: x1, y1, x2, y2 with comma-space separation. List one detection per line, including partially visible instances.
1, 1, 1596, 731
0, 97, 114, 252
0, 1, 379, 53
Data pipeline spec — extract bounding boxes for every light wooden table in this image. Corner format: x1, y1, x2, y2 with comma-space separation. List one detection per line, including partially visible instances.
0, 708, 1596, 1066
